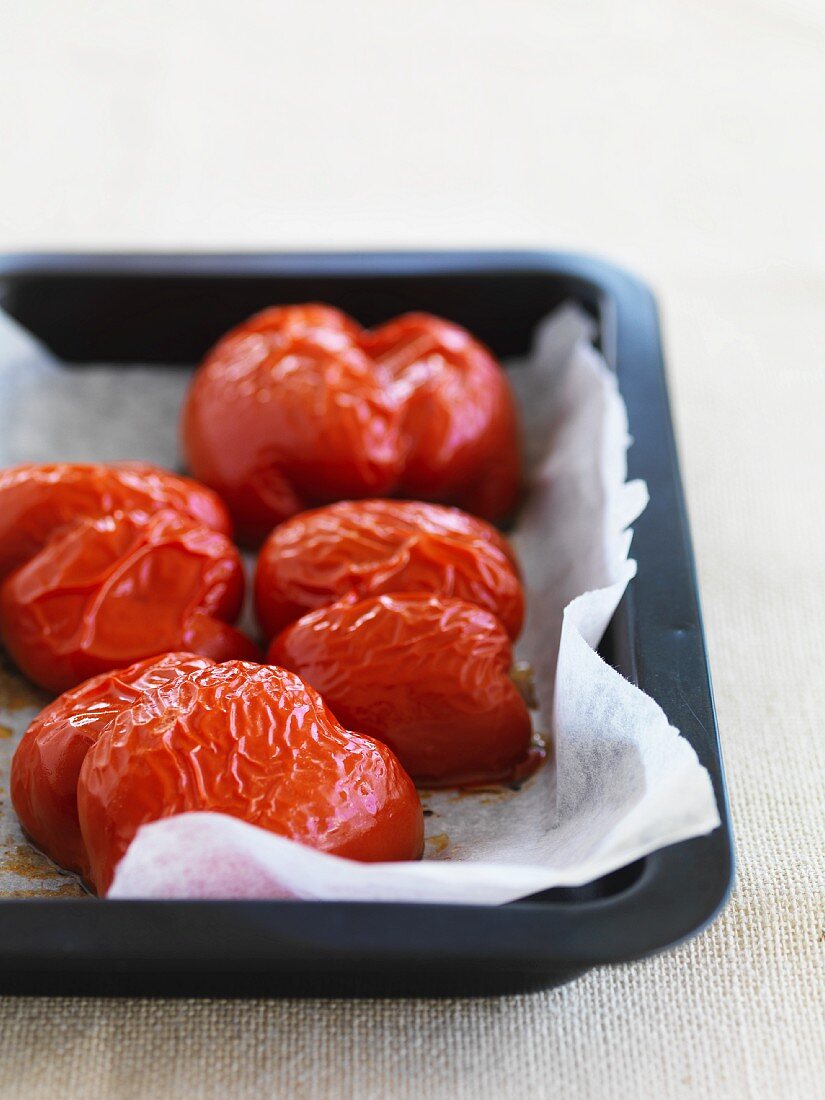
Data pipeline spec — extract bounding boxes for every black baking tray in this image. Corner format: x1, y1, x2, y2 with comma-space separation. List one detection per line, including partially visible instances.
0, 251, 733, 997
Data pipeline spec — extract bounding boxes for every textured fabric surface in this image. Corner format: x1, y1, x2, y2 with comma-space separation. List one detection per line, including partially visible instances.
1, 1, 824, 1097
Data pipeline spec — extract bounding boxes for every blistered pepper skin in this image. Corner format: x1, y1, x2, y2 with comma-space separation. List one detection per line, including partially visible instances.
77, 660, 424, 894
254, 499, 524, 641
181, 305, 404, 544
363, 313, 522, 520
1, 509, 257, 694
268, 594, 534, 787
10, 652, 212, 879
181, 305, 521, 542
0, 462, 231, 581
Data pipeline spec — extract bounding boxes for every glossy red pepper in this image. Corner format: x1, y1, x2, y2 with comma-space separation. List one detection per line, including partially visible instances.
11, 652, 213, 879
74, 658, 424, 893
1, 508, 257, 694
363, 312, 522, 521
181, 305, 404, 545
0, 463, 256, 692
0, 462, 231, 581
181, 304, 521, 543
268, 593, 534, 787
254, 498, 524, 641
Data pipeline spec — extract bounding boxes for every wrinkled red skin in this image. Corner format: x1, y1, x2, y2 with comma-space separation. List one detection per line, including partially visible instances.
182, 305, 521, 543
268, 594, 534, 787
0, 462, 231, 581
11, 653, 213, 880
181, 305, 404, 545
1, 509, 257, 694
364, 313, 522, 521
75, 659, 424, 894
255, 499, 524, 641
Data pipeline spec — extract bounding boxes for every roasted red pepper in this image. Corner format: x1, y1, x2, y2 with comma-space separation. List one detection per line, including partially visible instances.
0, 463, 256, 692
63, 657, 424, 893
0, 461, 231, 579
11, 652, 213, 879
254, 498, 524, 641
268, 593, 534, 787
182, 305, 521, 542
181, 305, 404, 545
363, 312, 521, 522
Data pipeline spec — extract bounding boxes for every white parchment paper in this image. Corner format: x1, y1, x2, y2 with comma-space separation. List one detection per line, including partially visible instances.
0, 304, 719, 904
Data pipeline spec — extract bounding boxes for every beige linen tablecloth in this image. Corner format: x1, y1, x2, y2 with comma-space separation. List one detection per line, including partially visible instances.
0, 1, 823, 1096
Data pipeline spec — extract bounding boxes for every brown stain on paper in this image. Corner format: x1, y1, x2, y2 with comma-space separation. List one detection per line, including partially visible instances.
4, 883, 87, 898
0, 842, 87, 898
425, 833, 450, 856
1, 842, 55, 881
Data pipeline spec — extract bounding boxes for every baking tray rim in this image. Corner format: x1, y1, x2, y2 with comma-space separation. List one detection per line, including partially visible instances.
0, 249, 734, 981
